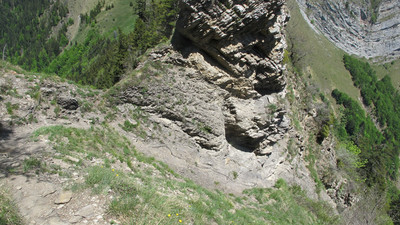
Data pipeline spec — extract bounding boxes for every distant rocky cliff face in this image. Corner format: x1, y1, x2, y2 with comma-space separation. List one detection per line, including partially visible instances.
296, 0, 400, 61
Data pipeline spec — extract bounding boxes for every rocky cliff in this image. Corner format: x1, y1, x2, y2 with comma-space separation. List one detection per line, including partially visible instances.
296, 0, 400, 61
109, 0, 325, 195
175, 0, 288, 97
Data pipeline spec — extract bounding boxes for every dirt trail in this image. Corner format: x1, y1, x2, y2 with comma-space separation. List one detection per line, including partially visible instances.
0, 126, 110, 225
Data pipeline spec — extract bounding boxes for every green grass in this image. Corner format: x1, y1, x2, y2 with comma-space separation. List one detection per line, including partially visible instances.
286, 0, 361, 101
32, 124, 338, 224
371, 58, 400, 89
0, 187, 23, 225
72, 0, 137, 44
85, 165, 339, 224
23, 157, 45, 174
5, 102, 19, 115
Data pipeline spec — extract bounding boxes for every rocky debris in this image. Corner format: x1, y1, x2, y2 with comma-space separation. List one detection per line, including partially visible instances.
0, 70, 104, 128
322, 175, 357, 210
175, 0, 289, 97
57, 95, 79, 110
296, 0, 400, 61
76, 204, 96, 218
2, 175, 110, 225
65, 155, 80, 163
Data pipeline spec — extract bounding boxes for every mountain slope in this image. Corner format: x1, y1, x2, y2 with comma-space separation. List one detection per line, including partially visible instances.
2, 0, 400, 224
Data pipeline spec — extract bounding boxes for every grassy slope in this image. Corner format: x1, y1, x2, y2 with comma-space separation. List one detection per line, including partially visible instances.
286, 0, 361, 101
68, 0, 137, 44
31, 125, 338, 225
66, 0, 100, 42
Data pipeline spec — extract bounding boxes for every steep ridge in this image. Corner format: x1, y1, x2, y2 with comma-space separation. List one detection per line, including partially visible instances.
295, 0, 400, 61
109, 0, 324, 196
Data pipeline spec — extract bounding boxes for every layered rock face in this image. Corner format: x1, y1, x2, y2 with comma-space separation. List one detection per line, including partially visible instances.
296, 0, 400, 61
112, 0, 322, 194
175, 0, 289, 97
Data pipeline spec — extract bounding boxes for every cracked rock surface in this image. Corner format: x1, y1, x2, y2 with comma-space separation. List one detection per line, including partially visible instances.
175, 0, 289, 97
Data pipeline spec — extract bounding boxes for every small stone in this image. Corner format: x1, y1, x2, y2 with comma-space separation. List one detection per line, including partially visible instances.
69, 216, 82, 224
16, 186, 22, 190
76, 205, 96, 218
11, 162, 20, 167
66, 155, 80, 163
55, 191, 72, 204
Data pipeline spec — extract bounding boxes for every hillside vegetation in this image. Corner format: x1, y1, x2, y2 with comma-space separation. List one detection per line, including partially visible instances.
0, 61, 338, 224
0, 0, 69, 71
1, 0, 178, 89
2, 0, 400, 224
286, 0, 400, 223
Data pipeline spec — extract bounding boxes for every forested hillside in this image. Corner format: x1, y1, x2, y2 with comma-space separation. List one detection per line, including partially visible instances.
1, 0, 178, 88
332, 55, 400, 222
46, 0, 178, 88
0, 0, 69, 71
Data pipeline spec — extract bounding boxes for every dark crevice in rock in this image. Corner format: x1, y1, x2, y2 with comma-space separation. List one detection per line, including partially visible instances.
225, 124, 262, 153
0, 122, 13, 140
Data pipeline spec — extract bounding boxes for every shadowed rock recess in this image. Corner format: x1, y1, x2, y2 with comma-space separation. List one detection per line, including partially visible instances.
115, 0, 319, 194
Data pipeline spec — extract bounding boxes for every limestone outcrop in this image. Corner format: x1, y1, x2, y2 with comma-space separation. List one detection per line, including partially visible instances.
175, 0, 289, 97
296, 0, 400, 61
110, 0, 315, 194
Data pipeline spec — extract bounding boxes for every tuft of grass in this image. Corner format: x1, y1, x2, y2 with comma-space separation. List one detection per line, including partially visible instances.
120, 120, 139, 132
232, 171, 238, 180
5, 102, 19, 115
23, 157, 45, 174
0, 187, 23, 225
26, 84, 41, 101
